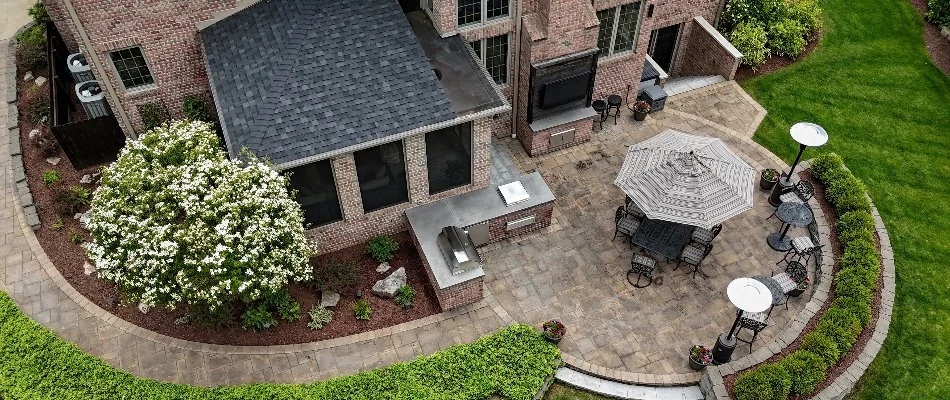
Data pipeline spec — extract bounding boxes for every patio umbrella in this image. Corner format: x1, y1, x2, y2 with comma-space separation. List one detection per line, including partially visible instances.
614, 129, 755, 229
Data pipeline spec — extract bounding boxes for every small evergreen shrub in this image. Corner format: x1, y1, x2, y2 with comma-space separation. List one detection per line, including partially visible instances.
816, 310, 861, 354
182, 94, 215, 124
801, 331, 840, 365
809, 153, 843, 181
137, 102, 171, 131
352, 299, 372, 320
834, 191, 872, 215
307, 306, 333, 330
188, 302, 232, 329
241, 303, 277, 331
786, 0, 823, 33
23, 87, 51, 124
42, 170, 60, 186
836, 211, 875, 244
365, 235, 399, 262
729, 23, 770, 69
927, 0, 950, 27
733, 363, 792, 400
769, 19, 808, 57
395, 284, 415, 309
780, 350, 827, 395
15, 25, 47, 72
831, 296, 873, 328
312, 260, 358, 293
834, 268, 874, 304
28, 1, 51, 25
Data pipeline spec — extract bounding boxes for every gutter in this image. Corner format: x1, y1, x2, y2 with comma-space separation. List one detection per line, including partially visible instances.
58, 0, 135, 138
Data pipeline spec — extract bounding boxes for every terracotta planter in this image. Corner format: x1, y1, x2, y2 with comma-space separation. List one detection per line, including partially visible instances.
633, 111, 648, 121
760, 170, 779, 191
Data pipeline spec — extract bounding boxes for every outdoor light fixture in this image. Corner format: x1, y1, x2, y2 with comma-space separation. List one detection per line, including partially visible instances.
769, 122, 828, 206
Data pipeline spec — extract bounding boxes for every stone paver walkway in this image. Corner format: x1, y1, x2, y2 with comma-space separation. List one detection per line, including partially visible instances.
555, 367, 703, 399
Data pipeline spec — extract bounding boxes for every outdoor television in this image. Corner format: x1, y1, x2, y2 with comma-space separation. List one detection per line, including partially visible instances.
539, 72, 591, 110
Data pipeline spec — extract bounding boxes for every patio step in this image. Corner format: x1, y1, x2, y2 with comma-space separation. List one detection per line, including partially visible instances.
662, 75, 726, 96
554, 367, 704, 400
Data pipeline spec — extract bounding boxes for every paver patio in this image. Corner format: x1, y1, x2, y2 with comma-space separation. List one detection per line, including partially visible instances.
481, 81, 816, 376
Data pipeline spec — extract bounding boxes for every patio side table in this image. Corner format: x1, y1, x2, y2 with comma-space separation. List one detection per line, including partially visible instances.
607, 95, 622, 125
767, 202, 813, 252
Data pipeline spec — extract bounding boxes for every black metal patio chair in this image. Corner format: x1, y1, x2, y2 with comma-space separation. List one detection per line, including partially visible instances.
767, 181, 815, 220
690, 224, 722, 246
736, 310, 769, 351
627, 253, 657, 288
675, 242, 713, 279
613, 207, 641, 248
776, 236, 823, 267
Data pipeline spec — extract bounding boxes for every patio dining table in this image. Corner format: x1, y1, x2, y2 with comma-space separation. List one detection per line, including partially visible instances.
630, 218, 695, 260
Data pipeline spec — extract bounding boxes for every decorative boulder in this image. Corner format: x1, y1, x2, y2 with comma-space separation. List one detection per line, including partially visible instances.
80, 174, 93, 184
376, 262, 391, 273
319, 291, 340, 308
372, 267, 406, 298
83, 261, 97, 275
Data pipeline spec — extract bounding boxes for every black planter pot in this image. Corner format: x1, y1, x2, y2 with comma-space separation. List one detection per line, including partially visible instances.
543, 334, 563, 344
689, 357, 708, 371
760, 170, 779, 191
633, 111, 648, 121
789, 287, 806, 297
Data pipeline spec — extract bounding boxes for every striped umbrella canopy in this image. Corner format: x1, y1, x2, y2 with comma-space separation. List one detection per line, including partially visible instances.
614, 130, 755, 229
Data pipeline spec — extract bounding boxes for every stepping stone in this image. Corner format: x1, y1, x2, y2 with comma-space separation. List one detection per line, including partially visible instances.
137, 303, 151, 314
46, 157, 61, 165
23, 71, 33, 81
80, 174, 92, 184
319, 291, 340, 308
83, 261, 96, 275
376, 262, 391, 273
372, 267, 406, 298
34, 76, 47, 87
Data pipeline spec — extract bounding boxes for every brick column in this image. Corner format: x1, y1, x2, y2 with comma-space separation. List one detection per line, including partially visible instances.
405, 135, 429, 204
472, 118, 493, 188
330, 154, 363, 221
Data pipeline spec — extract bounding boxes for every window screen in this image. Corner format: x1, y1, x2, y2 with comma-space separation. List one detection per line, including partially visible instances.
287, 160, 343, 227
426, 123, 473, 194
354, 141, 409, 213
110, 47, 155, 90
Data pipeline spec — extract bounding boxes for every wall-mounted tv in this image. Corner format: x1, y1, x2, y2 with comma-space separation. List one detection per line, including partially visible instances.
539, 72, 592, 110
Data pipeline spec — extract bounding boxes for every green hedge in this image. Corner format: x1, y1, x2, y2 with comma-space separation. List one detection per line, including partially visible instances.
730, 153, 880, 399
927, 0, 950, 27
0, 291, 560, 400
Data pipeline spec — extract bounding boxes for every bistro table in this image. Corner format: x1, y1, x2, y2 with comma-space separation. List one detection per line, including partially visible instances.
630, 218, 694, 260
767, 202, 813, 252
712, 278, 774, 364
751, 275, 786, 309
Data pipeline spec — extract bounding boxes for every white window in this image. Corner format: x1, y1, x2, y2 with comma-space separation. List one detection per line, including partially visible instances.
470, 34, 509, 85
458, 0, 509, 27
596, 2, 644, 58
109, 47, 156, 90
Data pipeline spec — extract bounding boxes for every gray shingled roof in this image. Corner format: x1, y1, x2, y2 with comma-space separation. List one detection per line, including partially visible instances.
201, 0, 456, 166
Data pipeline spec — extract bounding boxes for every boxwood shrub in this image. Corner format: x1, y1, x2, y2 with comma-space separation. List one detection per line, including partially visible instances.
831, 296, 873, 328
800, 331, 840, 366
816, 308, 862, 353
0, 291, 560, 400
729, 23, 770, 68
809, 153, 843, 181
733, 363, 792, 400
768, 19, 808, 57
779, 350, 827, 395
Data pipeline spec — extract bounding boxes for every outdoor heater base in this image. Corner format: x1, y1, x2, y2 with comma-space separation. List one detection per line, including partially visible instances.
712, 333, 737, 364
768, 179, 792, 207
768, 233, 793, 251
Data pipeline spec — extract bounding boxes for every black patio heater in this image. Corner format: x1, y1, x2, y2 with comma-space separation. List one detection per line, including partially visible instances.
768, 123, 829, 206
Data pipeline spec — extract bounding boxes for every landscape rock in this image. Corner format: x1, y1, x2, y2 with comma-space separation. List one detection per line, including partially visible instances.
376, 262, 391, 273
83, 261, 97, 275
34, 76, 47, 87
46, 157, 61, 166
372, 267, 406, 298
80, 174, 92, 184
73, 212, 83, 220
23, 71, 33, 81
137, 302, 151, 314
28, 129, 40, 140
79, 212, 91, 229
319, 291, 340, 308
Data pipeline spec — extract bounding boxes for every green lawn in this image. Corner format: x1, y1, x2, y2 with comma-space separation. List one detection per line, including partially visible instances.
542, 383, 613, 400
740, 0, 950, 398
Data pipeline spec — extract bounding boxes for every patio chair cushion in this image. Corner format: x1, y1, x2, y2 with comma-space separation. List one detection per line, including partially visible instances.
691, 225, 722, 245
772, 272, 799, 293
625, 203, 645, 220
780, 191, 804, 204
680, 244, 706, 263
617, 216, 640, 236
630, 254, 657, 275
740, 310, 769, 331
791, 236, 816, 254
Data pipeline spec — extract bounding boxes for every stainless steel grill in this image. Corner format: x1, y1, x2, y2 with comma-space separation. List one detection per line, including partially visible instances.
436, 226, 482, 275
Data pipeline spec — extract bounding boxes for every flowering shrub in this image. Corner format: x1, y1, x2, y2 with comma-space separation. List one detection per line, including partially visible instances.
85, 120, 313, 311
689, 345, 713, 365
542, 320, 565, 339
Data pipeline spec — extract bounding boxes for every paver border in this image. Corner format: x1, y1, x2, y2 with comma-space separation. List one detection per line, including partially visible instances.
4, 22, 41, 230
698, 160, 896, 400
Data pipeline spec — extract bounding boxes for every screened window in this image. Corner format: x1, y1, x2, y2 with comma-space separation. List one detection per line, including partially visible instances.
287, 160, 343, 227
470, 34, 509, 85
458, 0, 509, 27
354, 141, 408, 213
109, 47, 155, 90
426, 123, 472, 194
596, 2, 643, 57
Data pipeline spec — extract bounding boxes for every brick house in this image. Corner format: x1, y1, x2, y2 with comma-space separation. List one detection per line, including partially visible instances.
44, 0, 741, 308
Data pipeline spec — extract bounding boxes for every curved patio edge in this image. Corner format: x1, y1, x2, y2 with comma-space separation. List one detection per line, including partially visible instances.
699, 159, 897, 400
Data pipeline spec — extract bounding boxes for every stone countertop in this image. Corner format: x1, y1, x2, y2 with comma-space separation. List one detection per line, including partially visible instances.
406, 172, 555, 289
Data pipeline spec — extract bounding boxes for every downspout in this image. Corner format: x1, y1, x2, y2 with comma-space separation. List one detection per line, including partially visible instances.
509, 0, 522, 139
58, 0, 135, 139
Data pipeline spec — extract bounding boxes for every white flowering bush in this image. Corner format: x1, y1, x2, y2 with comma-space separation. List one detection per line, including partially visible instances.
85, 120, 313, 311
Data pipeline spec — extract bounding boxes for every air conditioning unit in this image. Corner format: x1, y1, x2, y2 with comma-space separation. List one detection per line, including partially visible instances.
75, 81, 111, 118
66, 53, 94, 83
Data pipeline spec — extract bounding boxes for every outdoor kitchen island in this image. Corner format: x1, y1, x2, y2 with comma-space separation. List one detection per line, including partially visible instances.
406, 172, 555, 310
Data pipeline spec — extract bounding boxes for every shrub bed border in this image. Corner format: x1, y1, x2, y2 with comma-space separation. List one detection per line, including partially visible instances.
699, 157, 895, 399
5, 22, 41, 230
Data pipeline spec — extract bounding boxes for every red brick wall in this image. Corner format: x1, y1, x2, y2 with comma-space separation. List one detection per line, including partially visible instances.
674, 18, 740, 79
44, 0, 239, 135
43, 0, 79, 51
485, 201, 554, 242
311, 118, 494, 253
410, 227, 485, 310
517, 118, 594, 156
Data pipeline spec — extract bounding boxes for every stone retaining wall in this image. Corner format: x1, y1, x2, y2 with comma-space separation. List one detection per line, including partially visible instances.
699, 159, 897, 400
3, 24, 40, 230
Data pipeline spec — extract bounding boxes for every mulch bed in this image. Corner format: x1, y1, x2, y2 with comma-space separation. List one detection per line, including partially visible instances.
735, 31, 822, 82
16, 62, 441, 346
723, 170, 885, 398
910, 0, 950, 74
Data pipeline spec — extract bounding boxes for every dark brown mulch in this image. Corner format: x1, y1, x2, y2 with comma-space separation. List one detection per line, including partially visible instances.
17, 63, 440, 346
723, 171, 885, 398
735, 31, 822, 82
910, 0, 950, 74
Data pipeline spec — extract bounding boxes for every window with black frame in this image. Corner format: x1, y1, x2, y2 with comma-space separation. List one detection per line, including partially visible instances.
426, 123, 473, 195
287, 160, 343, 227
355, 141, 409, 213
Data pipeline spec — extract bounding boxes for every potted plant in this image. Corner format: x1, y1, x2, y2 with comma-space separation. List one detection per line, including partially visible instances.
541, 320, 566, 344
789, 275, 810, 297
689, 345, 713, 370
632, 101, 651, 121
760, 168, 779, 191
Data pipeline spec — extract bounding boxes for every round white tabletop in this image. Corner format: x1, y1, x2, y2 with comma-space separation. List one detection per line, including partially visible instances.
727, 278, 773, 313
